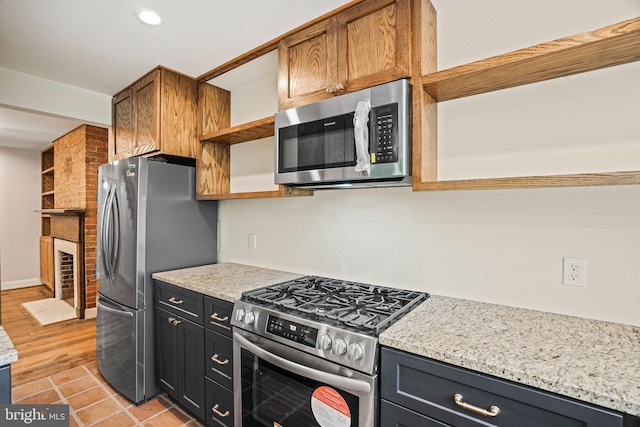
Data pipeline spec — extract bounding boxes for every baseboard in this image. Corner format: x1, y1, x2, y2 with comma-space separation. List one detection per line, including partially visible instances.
84, 307, 97, 319
1, 278, 41, 290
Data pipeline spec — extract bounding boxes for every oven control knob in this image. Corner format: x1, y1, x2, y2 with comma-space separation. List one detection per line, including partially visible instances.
348, 343, 364, 361
333, 338, 347, 355
243, 312, 255, 325
235, 309, 245, 322
318, 335, 332, 350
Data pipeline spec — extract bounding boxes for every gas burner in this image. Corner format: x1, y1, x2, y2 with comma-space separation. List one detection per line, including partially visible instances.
241, 276, 428, 335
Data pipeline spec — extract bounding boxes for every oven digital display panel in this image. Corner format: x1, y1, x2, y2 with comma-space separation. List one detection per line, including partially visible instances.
266, 315, 318, 348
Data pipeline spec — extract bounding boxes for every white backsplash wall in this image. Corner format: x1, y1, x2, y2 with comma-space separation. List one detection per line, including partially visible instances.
216, 0, 640, 326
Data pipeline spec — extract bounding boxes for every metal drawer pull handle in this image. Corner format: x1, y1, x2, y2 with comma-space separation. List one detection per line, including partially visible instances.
212, 404, 229, 417
167, 317, 175, 324
454, 394, 500, 417
211, 354, 229, 365
172, 319, 181, 326
211, 313, 229, 322
168, 297, 184, 304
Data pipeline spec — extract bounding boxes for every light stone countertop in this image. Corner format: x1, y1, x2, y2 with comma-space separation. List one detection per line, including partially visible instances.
152, 263, 640, 417
0, 326, 18, 366
152, 262, 304, 302
379, 295, 640, 416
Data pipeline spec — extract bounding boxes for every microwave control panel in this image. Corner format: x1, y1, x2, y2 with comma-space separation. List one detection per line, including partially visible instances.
371, 103, 398, 164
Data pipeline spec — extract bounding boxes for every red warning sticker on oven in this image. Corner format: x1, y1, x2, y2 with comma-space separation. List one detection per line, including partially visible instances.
311, 386, 351, 427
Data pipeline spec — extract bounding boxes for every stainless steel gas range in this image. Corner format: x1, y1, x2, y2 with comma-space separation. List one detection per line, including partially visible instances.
231, 276, 428, 427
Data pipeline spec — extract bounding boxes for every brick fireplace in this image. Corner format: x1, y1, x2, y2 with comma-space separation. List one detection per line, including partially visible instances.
54, 237, 79, 311
40, 125, 108, 318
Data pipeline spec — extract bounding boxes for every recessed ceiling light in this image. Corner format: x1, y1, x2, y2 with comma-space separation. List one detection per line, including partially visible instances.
136, 8, 162, 26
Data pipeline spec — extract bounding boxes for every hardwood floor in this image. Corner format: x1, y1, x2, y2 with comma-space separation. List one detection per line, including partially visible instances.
1, 285, 96, 387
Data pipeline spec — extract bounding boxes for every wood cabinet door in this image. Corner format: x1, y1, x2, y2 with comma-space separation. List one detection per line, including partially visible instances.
336, 0, 411, 93
132, 69, 161, 156
112, 87, 134, 160
160, 69, 198, 158
278, 18, 338, 110
39, 236, 54, 290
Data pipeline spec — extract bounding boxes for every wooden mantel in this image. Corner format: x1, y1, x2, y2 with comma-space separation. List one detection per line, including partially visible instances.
41, 209, 86, 244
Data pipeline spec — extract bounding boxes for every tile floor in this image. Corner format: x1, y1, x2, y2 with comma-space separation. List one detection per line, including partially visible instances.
11, 361, 203, 427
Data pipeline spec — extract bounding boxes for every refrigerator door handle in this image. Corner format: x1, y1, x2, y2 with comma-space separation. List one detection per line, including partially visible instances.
100, 182, 114, 283
97, 297, 134, 318
110, 186, 122, 283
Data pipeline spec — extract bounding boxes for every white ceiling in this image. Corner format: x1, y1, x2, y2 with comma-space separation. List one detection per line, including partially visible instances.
0, 0, 457, 151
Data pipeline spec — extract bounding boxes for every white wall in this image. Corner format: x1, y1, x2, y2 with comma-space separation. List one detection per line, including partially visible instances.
0, 67, 112, 126
216, 0, 640, 326
0, 147, 41, 287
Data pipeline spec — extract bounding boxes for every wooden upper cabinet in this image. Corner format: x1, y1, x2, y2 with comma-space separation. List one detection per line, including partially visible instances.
132, 71, 161, 156
278, 19, 338, 109
278, 0, 411, 110
337, 0, 410, 89
112, 87, 134, 160
111, 67, 198, 161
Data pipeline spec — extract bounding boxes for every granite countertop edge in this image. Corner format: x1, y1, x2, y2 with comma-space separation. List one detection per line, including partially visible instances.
152, 262, 305, 302
0, 326, 19, 365
153, 263, 640, 417
379, 295, 640, 417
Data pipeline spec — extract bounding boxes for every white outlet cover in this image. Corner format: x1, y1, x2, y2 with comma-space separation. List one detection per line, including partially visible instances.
563, 257, 586, 286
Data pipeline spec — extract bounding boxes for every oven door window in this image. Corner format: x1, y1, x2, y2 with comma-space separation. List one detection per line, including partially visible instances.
240, 349, 360, 427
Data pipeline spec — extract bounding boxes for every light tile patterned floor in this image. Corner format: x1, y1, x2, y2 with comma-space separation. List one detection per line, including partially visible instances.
11, 361, 203, 427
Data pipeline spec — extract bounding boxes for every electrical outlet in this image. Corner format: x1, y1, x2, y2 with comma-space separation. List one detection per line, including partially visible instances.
563, 257, 586, 286
248, 233, 257, 250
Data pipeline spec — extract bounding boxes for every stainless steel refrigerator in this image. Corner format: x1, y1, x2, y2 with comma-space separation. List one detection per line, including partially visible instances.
96, 157, 217, 404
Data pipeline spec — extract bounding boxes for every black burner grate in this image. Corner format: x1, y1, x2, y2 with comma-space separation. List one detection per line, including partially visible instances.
242, 276, 428, 335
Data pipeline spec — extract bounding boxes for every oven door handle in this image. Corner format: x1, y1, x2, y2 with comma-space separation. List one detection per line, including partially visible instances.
234, 332, 371, 395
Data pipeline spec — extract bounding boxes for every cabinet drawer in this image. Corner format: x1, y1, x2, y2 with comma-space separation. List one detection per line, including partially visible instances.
155, 281, 204, 325
381, 400, 449, 427
204, 296, 233, 336
205, 377, 234, 427
381, 348, 624, 427
205, 329, 233, 389
0, 364, 11, 404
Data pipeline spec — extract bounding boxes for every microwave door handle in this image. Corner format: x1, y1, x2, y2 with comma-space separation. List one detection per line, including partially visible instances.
234, 332, 371, 396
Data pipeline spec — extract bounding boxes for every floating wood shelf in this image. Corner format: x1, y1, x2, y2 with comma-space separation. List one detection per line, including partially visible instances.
414, 171, 640, 191
422, 17, 640, 102
200, 116, 275, 145
414, 16, 640, 192
197, 115, 313, 200
196, 185, 313, 200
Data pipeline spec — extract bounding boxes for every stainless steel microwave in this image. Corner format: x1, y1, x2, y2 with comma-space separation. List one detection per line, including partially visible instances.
275, 79, 411, 189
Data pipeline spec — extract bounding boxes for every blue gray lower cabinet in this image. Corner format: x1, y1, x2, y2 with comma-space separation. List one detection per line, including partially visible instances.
380, 347, 628, 427
0, 364, 11, 404
154, 280, 234, 427
203, 295, 234, 427
155, 283, 206, 420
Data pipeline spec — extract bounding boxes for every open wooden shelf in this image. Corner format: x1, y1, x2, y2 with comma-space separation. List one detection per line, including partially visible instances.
414, 171, 640, 191
197, 185, 313, 200
200, 116, 275, 145
197, 115, 313, 200
421, 17, 640, 102
414, 16, 640, 192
